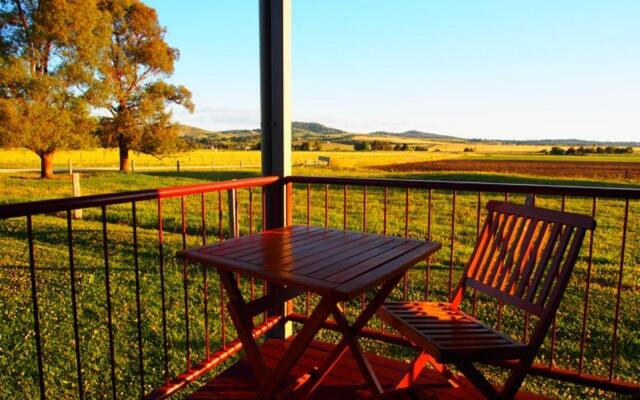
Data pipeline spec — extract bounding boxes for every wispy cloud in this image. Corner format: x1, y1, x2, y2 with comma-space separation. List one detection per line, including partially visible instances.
171, 106, 260, 131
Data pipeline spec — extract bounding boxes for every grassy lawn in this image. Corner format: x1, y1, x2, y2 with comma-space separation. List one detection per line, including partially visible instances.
0, 167, 638, 399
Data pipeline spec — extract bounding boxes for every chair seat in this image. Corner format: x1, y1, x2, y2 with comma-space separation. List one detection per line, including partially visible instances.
378, 301, 529, 363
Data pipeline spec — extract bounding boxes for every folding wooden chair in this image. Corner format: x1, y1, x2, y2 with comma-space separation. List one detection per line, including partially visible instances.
377, 201, 596, 400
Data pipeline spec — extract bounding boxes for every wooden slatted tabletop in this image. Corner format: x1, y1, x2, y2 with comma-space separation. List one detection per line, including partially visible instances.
179, 225, 440, 299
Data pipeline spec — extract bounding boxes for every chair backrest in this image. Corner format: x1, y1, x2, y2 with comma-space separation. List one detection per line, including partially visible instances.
453, 201, 595, 319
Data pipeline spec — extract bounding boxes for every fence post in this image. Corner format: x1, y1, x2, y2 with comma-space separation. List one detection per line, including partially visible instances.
72, 173, 82, 219
68, 160, 73, 175
131, 160, 135, 173
176, 160, 181, 172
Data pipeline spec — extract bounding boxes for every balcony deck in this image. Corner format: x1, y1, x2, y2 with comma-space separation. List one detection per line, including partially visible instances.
187, 339, 550, 400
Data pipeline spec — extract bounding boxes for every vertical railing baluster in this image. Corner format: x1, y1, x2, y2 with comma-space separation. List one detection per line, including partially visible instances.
218, 191, 226, 348
131, 203, 145, 395
156, 199, 170, 384
362, 186, 367, 233
218, 191, 223, 240
248, 188, 255, 302
200, 193, 210, 357
180, 197, 191, 371
261, 187, 267, 323
261, 188, 266, 232
550, 195, 567, 367
324, 184, 329, 228
66, 212, 84, 400
448, 190, 456, 297
472, 191, 481, 315
343, 185, 347, 230
497, 192, 509, 330
403, 188, 409, 300
425, 188, 432, 301
201, 194, 207, 245
249, 188, 253, 235
101, 206, 117, 399
609, 198, 629, 380
578, 197, 596, 375
383, 187, 388, 235
523, 193, 536, 342
26, 215, 46, 400
306, 184, 311, 226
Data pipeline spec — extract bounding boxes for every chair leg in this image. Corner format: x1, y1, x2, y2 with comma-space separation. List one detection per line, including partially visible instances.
454, 360, 502, 400
500, 356, 534, 400
396, 352, 460, 390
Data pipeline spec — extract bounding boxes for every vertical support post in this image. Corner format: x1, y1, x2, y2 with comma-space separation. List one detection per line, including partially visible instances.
227, 188, 238, 238
260, 0, 292, 338
72, 173, 82, 220
177, 160, 181, 172
131, 160, 135, 173
68, 159, 73, 175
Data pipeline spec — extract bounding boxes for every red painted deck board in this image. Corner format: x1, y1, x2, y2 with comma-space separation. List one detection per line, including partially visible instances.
186, 339, 551, 400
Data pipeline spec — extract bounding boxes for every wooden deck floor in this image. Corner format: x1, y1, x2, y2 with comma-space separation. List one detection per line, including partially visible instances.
187, 339, 551, 400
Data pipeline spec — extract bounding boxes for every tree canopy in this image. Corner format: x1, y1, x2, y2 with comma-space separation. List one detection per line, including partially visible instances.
0, 0, 109, 177
95, 0, 194, 172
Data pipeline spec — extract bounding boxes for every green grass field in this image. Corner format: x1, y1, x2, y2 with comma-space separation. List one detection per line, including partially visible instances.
0, 161, 638, 398
3, 147, 639, 172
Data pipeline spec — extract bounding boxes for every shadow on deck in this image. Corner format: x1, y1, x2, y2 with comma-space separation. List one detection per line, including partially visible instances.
187, 339, 550, 400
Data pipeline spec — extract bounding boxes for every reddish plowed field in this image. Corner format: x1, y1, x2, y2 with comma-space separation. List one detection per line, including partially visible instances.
374, 159, 640, 181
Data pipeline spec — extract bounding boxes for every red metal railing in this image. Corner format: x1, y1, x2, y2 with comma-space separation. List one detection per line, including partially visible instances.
285, 176, 640, 396
0, 176, 279, 400
0, 175, 638, 398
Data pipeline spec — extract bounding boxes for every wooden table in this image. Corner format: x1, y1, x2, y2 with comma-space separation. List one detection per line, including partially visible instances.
179, 225, 440, 399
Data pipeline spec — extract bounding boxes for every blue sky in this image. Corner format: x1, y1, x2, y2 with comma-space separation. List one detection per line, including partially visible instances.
146, 1, 640, 141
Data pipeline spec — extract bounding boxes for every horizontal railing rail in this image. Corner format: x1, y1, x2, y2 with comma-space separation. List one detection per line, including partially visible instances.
286, 175, 640, 199
0, 176, 279, 218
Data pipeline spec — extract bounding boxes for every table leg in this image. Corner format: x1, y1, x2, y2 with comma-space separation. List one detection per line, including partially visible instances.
295, 274, 404, 399
257, 295, 337, 400
332, 304, 383, 394
219, 271, 269, 385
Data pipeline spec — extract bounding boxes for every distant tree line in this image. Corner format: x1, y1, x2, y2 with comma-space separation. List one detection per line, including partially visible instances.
354, 141, 417, 151
546, 146, 634, 155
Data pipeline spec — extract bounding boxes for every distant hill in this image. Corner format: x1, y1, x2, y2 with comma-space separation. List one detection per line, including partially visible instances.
177, 122, 640, 147
177, 124, 217, 137
219, 129, 260, 137
293, 122, 344, 135
371, 130, 462, 141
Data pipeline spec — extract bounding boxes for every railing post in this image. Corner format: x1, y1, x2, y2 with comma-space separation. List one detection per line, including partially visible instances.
260, 0, 292, 339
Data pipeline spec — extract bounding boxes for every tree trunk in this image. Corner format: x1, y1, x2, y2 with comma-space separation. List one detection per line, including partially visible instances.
118, 135, 130, 173
40, 151, 55, 179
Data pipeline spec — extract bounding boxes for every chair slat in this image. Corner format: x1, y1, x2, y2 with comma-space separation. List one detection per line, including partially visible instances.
515, 222, 557, 298
503, 219, 540, 293
525, 224, 570, 303
491, 216, 528, 288
483, 214, 520, 285
476, 212, 511, 283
